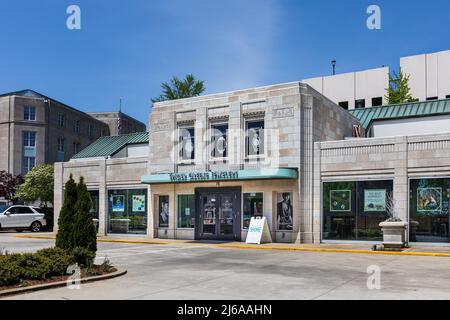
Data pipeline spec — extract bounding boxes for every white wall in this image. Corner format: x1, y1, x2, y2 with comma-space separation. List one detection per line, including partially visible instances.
401, 50, 450, 101
303, 67, 389, 110
371, 115, 450, 138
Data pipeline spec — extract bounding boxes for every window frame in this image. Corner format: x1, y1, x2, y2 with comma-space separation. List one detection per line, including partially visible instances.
57, 113, 66, 128
57, 136, 65, 152
209, 121, 229, 162
177, 124, 196, 164
23, 106, 36, 121
177, 194, 195, 229
245, 118, 265, 160
242, 192, 264, 230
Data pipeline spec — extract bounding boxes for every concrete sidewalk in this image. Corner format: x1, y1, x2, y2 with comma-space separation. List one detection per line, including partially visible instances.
14, 233, 450, 257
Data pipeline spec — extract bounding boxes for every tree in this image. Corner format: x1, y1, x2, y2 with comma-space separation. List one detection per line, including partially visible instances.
14, 164, 54, 207
72, 177, 97, 255
152, 74, 205, 103
0, 171, 24, 203
385, 69, 418, 104
55, 175, 77, 250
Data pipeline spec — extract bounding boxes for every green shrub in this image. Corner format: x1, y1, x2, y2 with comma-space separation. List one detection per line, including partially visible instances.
71, 247, 95, 268
0, 248, 74, 287
35, 248, 72, 276
14, 253, 52, 280
0, 257, 20, 286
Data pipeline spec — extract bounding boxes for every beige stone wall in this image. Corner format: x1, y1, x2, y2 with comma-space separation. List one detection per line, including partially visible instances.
149, 179, 298, 242
53, 157, 148, 235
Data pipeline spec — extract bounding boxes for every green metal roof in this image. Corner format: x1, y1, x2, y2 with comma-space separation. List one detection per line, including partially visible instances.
72, 132, 148, 159
349, 98, 450, 129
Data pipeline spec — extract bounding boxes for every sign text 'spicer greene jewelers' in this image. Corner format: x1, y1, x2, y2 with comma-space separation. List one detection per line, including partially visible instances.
169, 171, 239, 182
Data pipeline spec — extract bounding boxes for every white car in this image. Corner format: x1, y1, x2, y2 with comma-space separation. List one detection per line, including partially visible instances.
0, 206, 47, 232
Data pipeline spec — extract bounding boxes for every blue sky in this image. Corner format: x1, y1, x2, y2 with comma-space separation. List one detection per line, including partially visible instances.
1, 0, 449, 126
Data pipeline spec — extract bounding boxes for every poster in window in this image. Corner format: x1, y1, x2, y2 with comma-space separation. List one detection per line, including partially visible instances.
211, 125, 228, 158
364, 189, 387, 212
417, 188, 442, 213
159, 196, 170, 228
277, 193, 293, 231
247, 122, 264, 156
112, 195, 125, 212
132, 195, 146, 212
330, 190, 351, 212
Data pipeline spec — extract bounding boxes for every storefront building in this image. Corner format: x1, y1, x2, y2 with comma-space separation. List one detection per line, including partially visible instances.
144, 82, 359, 243
54, 83, 450, 245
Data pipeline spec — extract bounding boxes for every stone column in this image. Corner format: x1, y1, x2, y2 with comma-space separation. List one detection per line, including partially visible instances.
97, 159, 107, 236
312, 142, 322, 244
299, 95, 314, 244
393, 136, 409, 239
146, 185, 156, 239
53, 163, 64, 235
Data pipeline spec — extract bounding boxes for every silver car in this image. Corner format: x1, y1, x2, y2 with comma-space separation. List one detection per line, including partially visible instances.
0, 206, 47, 232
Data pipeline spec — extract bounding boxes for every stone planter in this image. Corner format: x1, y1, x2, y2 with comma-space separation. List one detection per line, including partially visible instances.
379, 221, 409, 248
110, 219, 131, 234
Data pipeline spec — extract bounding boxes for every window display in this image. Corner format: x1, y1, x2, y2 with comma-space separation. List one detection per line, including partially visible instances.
277, 193, 293, 231
159, 195, 170, 228
178, 195, 195, 228
246, 120, 265, 157
108, 189, 147, 235
243, 193, 264, 229
323, 181, 392, 241
410, 179, 449, 243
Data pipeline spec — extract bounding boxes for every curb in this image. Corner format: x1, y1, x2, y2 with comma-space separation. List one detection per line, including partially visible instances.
0, 269, 127, 298
14, 235, 450, 258
14, 235, 170, 246
217, 244, 450, 258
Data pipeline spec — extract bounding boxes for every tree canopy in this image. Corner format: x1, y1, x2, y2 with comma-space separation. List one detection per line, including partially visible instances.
385, 69, 418, 105
152, 74, 205, 103
15, 164, 54, 207
0, 171, 24, 203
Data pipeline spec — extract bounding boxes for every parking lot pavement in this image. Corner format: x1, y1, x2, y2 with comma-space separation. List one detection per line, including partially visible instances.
2, 233, 450, 300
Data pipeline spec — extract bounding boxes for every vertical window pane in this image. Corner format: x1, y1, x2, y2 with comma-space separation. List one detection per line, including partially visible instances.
243, 193, 264, 229
211, 123, 228, 159
179, 127, 195, 161
246, 121, 265, 157
410, 178, 449, 243
177, 195, 195, 228
159, 195, 170, 228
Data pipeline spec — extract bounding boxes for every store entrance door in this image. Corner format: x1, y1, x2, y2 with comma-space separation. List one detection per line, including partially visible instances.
195, 187, 241, 241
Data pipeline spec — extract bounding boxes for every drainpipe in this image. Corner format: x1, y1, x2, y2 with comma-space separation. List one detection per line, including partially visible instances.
7, 96, 11, 173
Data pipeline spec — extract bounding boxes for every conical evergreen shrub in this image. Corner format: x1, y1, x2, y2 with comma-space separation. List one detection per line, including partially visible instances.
55, 175, 77, 250
72, 177, 97, 255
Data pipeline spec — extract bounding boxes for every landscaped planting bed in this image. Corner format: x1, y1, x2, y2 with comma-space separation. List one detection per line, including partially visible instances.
0, 247, 116, 292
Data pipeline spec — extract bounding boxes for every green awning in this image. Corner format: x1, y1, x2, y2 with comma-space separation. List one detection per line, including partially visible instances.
141, 168, 298, 185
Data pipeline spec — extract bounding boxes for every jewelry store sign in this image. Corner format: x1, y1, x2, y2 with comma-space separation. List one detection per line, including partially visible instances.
169, 171, 239, 182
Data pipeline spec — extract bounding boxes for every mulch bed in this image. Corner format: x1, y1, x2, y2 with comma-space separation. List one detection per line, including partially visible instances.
0, 265, 117, 292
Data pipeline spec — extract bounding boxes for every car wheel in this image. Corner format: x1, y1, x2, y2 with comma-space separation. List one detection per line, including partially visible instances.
30, 221, 42, 233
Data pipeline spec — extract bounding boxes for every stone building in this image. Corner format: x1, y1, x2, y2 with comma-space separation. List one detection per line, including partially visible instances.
54, 83, 450, 245
0, 89, 110, 176
88, 111, 147, 136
